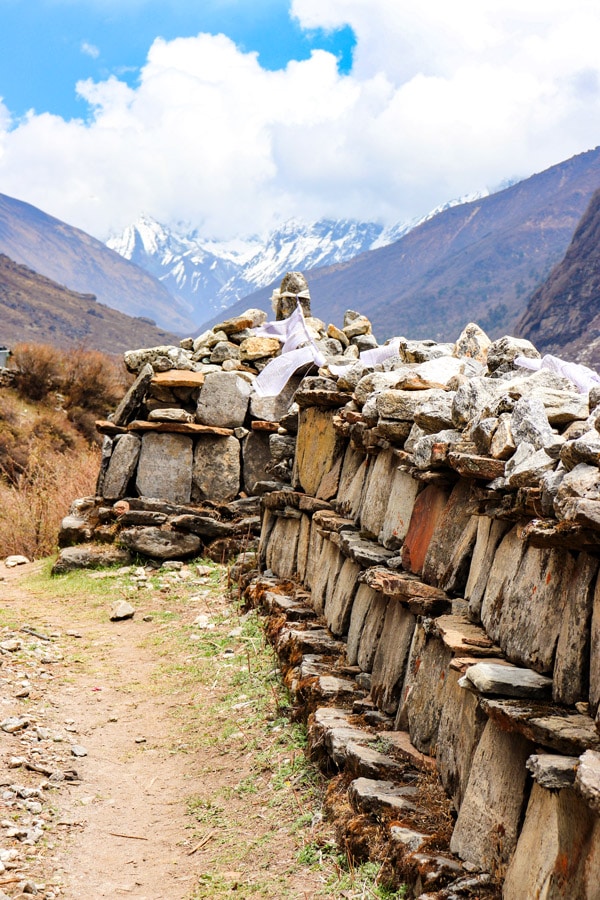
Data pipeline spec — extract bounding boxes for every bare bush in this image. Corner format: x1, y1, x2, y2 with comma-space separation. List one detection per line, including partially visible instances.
0, 443, 100, 559
11, 343, 63, 401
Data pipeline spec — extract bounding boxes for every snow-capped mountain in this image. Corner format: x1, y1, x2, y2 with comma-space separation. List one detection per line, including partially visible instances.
107, 194, 490, 327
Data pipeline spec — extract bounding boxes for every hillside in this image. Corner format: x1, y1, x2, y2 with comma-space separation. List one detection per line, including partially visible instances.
211, 147, 600, 344
0, 193, 195, 335
519, 188, 600, 368
0, 254, 180, 353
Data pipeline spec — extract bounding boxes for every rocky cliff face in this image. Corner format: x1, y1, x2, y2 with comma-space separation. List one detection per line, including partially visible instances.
518, 187, 600, 367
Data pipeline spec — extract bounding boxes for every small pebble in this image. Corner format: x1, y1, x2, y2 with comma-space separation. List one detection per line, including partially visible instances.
70, 745, 87, 758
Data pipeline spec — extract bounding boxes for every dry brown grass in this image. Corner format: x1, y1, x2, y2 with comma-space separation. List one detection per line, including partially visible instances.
0, 440, 100, 559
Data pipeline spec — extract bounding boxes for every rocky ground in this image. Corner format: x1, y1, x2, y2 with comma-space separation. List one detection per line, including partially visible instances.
0, 557, 389, 900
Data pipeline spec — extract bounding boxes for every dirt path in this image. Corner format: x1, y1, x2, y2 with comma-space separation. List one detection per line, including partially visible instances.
0, 559, 332, 900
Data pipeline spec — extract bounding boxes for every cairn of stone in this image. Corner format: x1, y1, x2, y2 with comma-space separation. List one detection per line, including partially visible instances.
55, 274, 376, 570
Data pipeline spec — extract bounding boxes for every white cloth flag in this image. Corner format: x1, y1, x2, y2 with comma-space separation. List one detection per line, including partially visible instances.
514, 354, 600, 394
252, 303, 326, 397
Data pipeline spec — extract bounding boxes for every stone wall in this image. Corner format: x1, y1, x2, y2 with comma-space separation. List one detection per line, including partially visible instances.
243, 326, 600, 898
56, 295, 600, 896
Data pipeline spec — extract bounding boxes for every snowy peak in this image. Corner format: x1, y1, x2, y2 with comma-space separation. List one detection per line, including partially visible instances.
106, 214, 393, 325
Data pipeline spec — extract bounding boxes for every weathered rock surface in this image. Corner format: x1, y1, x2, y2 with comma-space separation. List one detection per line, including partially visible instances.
136, 433, 193, 504
119, 527, 201, 560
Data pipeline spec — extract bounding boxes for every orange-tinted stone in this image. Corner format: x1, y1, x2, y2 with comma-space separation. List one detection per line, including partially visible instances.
401, 484, 451, 575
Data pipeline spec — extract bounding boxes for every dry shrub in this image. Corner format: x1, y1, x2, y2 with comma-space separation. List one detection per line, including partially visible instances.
0, 442, 100, 559
61, 347, 126, 415
11, 343, 63, 401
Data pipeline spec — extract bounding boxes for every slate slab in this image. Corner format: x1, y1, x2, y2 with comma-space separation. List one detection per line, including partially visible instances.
136, 432, 193, 504
463, 662, 552, 698
102, 433, 141, 501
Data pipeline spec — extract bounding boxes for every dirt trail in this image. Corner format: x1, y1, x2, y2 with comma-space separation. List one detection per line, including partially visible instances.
0, 560, 327, 900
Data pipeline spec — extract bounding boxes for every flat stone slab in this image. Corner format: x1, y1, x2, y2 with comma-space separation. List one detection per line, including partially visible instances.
276, 627, 344, 660
526, 753, 579, 789
338, 532, 395, 567
380, 730, 437, 772
348, 777, 417, 815
435, 615, 502, 657
389, 826, 428, 853
128, 420, 233, 436
359, 567, 450, 616
575, 749, 600, 814
262, 591, 316, 621
447, 452, 506, 481
481, 698, 600, 755
345, 740, 407, 780
151, 370, 206, 388
309, 707, 376, 768
464, 662, 553, 698
170, 514, 235, 538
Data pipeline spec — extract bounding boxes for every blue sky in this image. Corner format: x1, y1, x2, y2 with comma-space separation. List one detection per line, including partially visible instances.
0, 0, 355, 121
1, 1, 599, 241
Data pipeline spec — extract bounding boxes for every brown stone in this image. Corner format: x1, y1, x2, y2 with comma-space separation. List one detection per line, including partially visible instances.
151, 370, 206, 388
421, 479, 478, 592
447, 452, 506, 481
292, 407, 345, 496
324, 557, 361, 636
401, 484, 451, 575
358, 567, 450, 616
128, 420, 233, 436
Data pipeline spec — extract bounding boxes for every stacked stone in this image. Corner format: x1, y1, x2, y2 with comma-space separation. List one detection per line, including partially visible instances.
55, 272, 384, 568
246, 321, 600, 898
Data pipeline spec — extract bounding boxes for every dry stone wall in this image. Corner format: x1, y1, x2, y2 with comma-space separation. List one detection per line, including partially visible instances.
244, 323, 600, 897
55, 281, 600, 897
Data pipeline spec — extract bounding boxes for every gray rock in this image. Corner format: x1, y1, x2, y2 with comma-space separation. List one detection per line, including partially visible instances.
70, 744, 88, 757
196, 371, 251, 428
52, 546, 132, 574
102, 434, 141, 501
413, 429, 462, 470
119, 527, 201, 560
505, 441, 555, 487
453, 322, 492, 362
486, 335, 540, 372
360, 450, 398, 539
389, 826, 428, 853
147, 408, 194, 423
381, 468, 420, 550
112, 363, 154, 426
451, 377, 498, 428
242, 431, 272, 495
464, 662, 553, 698
110, 600, 135, 621
348, 777, 417, 815
503, 782, 598, 900
269, 433, 296, 462
489, 412, 515, 459
450, 718, 533, 871
192, 435, 240, 502
376, 388, 440, 421
209, 341, 241, 364
575, 749, 600, 814
560, 429, 600, 470
136, 433, 193, 504
371, 601, 416, 715
250, 376, 300, 423
526, 753, 579, 789
510, 396, 556, 451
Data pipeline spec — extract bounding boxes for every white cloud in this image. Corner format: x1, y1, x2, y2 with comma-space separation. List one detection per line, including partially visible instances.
81, 41, 100, 59
1, 2, 600, 239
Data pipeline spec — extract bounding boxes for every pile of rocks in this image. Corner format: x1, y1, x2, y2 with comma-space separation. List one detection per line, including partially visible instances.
54, 272, 383, 569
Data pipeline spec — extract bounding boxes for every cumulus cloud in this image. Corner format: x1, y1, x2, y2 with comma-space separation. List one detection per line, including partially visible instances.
1, 1, 600, 239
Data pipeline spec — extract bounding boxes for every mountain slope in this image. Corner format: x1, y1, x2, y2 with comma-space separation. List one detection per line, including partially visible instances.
0, 254, 180, 353
518, 188, 600, 367
212, 147, 600, 343
0, 193, 195, 335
